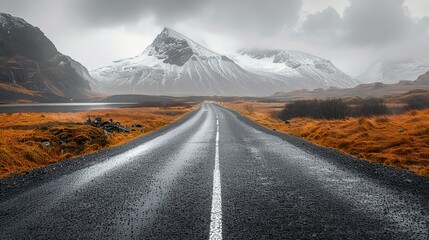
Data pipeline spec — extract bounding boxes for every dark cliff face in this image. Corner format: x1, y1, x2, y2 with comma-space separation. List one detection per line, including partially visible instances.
148, 28, 194, 66
0, 13, 91, 99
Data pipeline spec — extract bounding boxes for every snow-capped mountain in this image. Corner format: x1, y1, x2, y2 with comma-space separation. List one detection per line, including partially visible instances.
230, 49, 360, 90
357, 59, 429, 84
90, 28, 290, 96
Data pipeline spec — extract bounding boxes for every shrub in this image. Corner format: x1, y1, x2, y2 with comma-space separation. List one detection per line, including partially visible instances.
278, 98, 392, 120
278, 99, 350, 120
405, 96, 429, 110
353, 98, 389, 117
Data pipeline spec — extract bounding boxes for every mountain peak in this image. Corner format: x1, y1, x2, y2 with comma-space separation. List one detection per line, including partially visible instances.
0, 12, 31, 29
144, 27, 219, 66
161, 27, 185, 39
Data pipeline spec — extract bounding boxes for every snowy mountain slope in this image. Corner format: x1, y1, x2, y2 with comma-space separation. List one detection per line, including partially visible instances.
357, 59, 429, 84
230, 49, 360, 90
90, 28, 291, 96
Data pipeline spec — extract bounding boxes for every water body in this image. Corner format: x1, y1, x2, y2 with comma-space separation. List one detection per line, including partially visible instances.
0, 103, 139, 113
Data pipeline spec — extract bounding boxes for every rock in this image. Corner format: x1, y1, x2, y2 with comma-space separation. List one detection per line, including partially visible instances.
92, 117, 102, 125
273, 129, 277, 131
84, 118, 91, 125
103, 130, 110, 136
60, 134, 70, 140
42, 141, 51, 147
60, 140, 67, 146
88, 116, 130, 133
140, 129, 144, 133
117, 126, 130, 133
75, 136, 89, 145
399, 128, 404, 133
132, 124, 142, 128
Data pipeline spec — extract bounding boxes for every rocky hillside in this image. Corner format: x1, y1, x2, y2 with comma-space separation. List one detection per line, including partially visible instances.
0, 13, 91, 101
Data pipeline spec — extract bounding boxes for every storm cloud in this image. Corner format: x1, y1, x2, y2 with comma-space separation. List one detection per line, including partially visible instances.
70, 0, 302, 35
0, 0, 428, 74
301, 0, 429, 46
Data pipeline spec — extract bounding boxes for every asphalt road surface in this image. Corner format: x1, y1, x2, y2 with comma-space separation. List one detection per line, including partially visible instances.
1, 103, 429, 239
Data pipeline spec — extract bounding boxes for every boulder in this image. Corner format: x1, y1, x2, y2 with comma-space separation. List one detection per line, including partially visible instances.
84, 118, 91, 125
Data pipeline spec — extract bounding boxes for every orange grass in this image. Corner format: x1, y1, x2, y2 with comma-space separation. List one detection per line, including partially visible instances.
0, 106, 194, 178
223, 101, 429, 178
0, 82, 41, 96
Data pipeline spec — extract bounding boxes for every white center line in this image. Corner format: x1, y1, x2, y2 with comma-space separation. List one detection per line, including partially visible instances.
209, 113, 222, 240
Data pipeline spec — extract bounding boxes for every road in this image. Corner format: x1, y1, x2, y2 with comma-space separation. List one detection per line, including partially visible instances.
1, 103, 429, 239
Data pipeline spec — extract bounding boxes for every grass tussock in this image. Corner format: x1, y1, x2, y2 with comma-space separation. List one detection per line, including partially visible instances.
0, 106, 194, 178
223, 101, 429, 178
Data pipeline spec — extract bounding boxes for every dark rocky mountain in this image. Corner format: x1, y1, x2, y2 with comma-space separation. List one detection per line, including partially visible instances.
0, 13, 91, 101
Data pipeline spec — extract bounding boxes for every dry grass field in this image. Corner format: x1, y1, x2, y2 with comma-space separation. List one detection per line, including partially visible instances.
0, 106, 194, 178
223, 101, 429, 178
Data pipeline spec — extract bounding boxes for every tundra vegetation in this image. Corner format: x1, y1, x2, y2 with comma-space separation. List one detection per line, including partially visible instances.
0, 105, 194, 178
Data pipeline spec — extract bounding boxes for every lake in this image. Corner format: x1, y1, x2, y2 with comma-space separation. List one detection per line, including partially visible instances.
0, 103, 140, 113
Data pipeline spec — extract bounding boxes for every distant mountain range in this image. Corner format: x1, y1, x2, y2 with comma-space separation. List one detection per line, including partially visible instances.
357, 59, 429, 84
0, 13, 92, 101
271, 71, 429, 101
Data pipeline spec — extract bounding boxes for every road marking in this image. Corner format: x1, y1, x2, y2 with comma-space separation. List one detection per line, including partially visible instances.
209, 113, 222, 240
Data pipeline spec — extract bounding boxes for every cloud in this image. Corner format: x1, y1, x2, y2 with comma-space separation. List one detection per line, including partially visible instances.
70, 0, 204, 28
300, 0, 429, 46
341, 0, 425, 46
70, 0, 302, 35
202, 0, 302, 35
301, 7, 341, 37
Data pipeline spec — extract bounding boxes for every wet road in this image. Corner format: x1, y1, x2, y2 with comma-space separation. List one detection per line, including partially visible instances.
1, 103, 429, 239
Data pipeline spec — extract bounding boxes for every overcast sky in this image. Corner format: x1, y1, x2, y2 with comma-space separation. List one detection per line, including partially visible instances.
1, 0, 428, 75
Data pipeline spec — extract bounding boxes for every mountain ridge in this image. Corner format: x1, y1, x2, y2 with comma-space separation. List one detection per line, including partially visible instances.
230, 48, 360, 90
